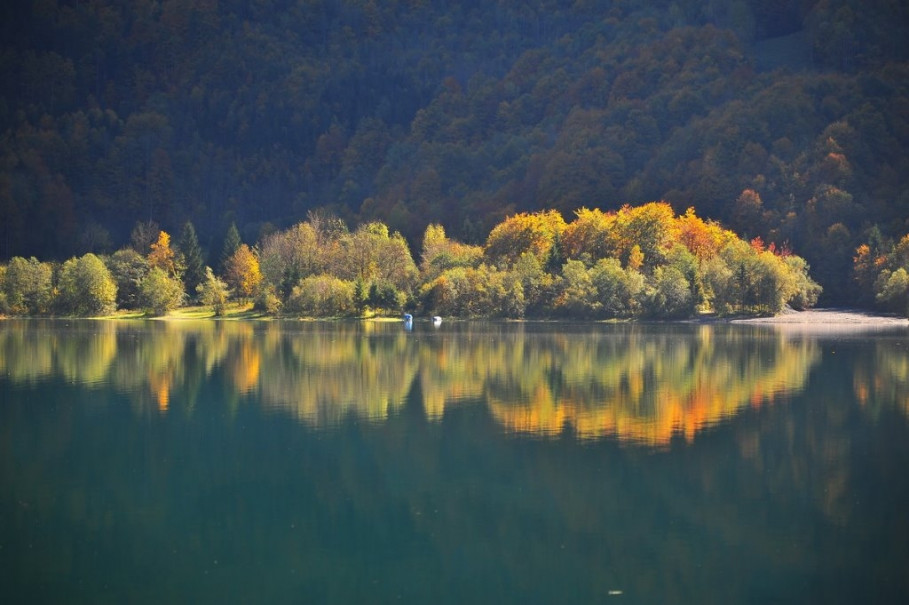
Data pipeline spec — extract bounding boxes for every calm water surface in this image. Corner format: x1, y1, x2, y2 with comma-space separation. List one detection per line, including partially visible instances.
1, 319, 908, 604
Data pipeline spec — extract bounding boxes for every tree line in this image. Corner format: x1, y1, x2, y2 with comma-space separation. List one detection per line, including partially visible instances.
0, 202, 824, 319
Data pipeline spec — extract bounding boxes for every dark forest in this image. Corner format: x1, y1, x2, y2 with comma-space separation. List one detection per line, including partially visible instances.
1, 0, 908, 304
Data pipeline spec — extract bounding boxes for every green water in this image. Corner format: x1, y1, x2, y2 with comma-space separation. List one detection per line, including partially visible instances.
1, 319, 908, 604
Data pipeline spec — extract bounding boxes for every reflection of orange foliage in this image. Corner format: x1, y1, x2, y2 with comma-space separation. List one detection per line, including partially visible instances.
149, 373, 171, 412
230, 342, 261, 393
486, 333, 817, 446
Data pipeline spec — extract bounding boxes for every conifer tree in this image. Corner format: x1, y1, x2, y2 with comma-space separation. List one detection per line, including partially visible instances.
220, 223, 242, 273
178, 221, 205, 297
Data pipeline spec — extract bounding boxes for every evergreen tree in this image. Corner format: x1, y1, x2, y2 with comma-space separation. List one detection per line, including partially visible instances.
178, 222, 205, 298
219, 223, 242, 274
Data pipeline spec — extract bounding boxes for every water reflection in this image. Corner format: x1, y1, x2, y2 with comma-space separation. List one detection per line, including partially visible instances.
2, 318, 890, 445
2, 319, 909, 604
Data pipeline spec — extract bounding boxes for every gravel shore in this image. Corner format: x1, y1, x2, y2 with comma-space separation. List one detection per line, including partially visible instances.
730, 308, 908, 327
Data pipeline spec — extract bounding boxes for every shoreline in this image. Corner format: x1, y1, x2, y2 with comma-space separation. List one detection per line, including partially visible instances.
728, 307, 908, 326
2, 307, 907, 327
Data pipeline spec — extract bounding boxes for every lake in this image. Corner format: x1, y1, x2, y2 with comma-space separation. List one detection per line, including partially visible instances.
1, 318, 908, 604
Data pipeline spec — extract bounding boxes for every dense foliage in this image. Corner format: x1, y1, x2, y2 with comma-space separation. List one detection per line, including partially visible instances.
0, 205, 821, 319
0, 1, 906, 304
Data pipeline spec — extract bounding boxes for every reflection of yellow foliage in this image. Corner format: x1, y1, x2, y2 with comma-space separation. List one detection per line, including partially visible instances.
484, 329, 819, 446
1, 320, 826, 445
0, 322, 56, 382
256, 327, 419, 424
57, 323, 118, 386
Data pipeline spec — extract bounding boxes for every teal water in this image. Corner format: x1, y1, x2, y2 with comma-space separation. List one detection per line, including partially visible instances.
1, 319, 908, 604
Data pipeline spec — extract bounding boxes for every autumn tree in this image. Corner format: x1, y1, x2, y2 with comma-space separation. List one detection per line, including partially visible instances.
561, 207, 619, 262
147, 231, 177, 276
332, 222, 419, 292
224, 243, 262, 301
259, 221, 323, 298
484, 210, 567, 266
420, 223, 483, 280
613, 202, 677, 272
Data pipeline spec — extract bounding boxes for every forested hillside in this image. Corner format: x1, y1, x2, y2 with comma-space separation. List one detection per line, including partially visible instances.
1, 0, 908, 303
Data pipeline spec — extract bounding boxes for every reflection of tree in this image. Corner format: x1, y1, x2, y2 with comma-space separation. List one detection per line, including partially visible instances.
853, 340, 909, 418
0, 320, 821, 445
0, 320, 116, 387
2, 321, 908, 604
436, 325, 820, 446
256, 324, 419, 424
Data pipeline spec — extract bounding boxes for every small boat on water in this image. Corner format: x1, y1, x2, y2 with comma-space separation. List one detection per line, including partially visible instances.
432, 316, 442, 326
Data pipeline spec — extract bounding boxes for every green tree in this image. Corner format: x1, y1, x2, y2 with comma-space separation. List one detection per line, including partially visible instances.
554, 259, 599, 316
139, 266, 185, 316
178, 221, 205, 298
367, 279, 404, 314
648, 265, 695, 318
57, 253, 118, 316
219, 223, 242, 273
589, 257, 645, 317
106, 248, 150, 310
876, 268, 909, 315
2, 257, 54, 315
196, 267, 230, 316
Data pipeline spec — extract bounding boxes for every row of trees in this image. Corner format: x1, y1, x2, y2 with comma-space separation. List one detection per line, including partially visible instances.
1, 203, 821, 319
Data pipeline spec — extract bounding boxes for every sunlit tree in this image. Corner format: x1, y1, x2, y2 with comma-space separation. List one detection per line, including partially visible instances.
57, 253, 118, 316
139, 266, 185, 316
286, 274, 354, 317
224, 244, 262, 301
2, 257, 54, 315
148, 230, 177, 276
196, 267, 230, 316
484, 210, 567, 266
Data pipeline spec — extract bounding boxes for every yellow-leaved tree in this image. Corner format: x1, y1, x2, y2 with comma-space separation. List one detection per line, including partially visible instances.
147, 231, 177, 276
484, 210, 567, 266
225, 244, 262, 301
